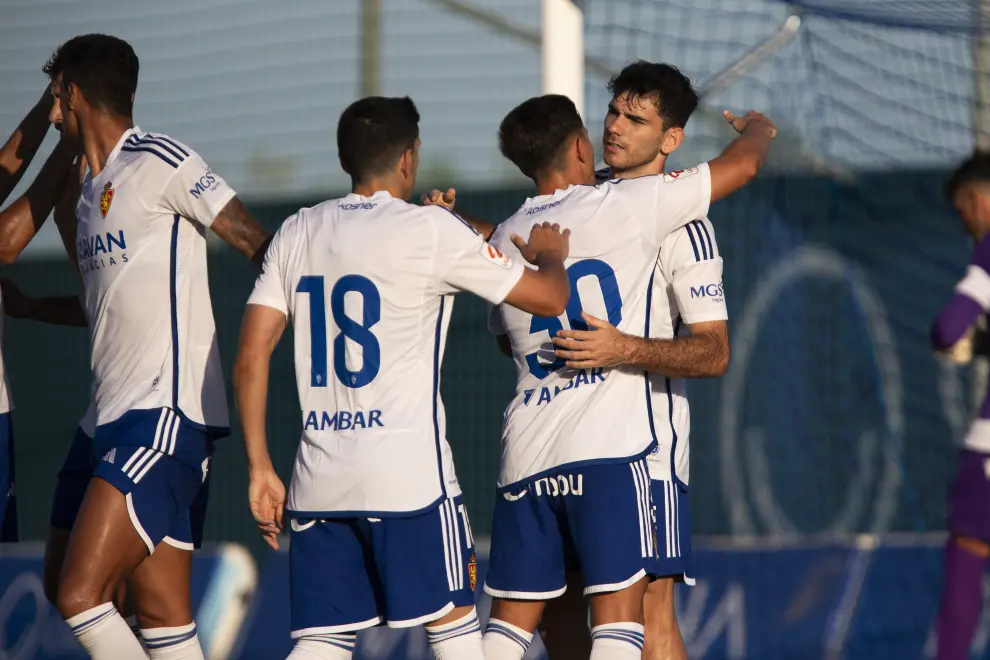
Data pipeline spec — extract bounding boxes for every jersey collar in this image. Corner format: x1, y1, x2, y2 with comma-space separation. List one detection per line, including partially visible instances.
99, 126, 141, 176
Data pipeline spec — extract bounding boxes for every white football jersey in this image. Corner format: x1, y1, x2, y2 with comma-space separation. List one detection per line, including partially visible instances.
247, 191, 525, 517
592, 167, 728, 485
489, 164, 712, 489
76, 127, 234, 433
645, 217, 727, 486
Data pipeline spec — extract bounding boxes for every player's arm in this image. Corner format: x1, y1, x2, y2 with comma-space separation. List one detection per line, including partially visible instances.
553, 315, 729, 376
501, 224, 570, 317
435, 213, 570, 318
232, 225, 290, 550
554, 220, 730, 375
0, 278, 86, 326
211, 198, 272, 268
706, 110, 777, 203
0, 88, 54, 204
52, 155, 86, 280
158, 150, 271, 269
932, 238, 990, 357
421, 188, 497, 240
0, 139, 76, 265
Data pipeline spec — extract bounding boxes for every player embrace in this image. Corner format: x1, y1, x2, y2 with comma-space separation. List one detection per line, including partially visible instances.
234, 95, 572, 659
479, 93, 774, 660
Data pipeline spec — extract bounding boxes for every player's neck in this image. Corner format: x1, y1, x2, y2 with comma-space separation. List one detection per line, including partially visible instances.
535, 170, 586, 197
352, 179, 405, 201
82, 114, 135, 177
612, 155, 667, 180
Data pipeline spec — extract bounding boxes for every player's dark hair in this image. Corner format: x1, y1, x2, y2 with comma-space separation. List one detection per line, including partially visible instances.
43, 34, 139, 118
337, 96, 420, 183
946, 151, 990, 200
608, 60, 698, 130
499, 94, 585, 181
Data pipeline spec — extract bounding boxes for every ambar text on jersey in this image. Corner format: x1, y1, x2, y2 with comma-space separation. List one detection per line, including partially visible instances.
303, 408, 384, 431
522, 367, 607, 406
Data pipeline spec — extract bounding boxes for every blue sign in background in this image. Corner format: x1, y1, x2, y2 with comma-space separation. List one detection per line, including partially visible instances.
2, 535, 983, 659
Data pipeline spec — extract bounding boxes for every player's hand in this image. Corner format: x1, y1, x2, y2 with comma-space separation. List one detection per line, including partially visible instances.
937, 326, 976, 364
511, 222, 570, 265
552, 311, 631, 368
248, 469, 286, 550
421, 187, 456, 211
0, 278, 31, 319
723, 110, 777, 139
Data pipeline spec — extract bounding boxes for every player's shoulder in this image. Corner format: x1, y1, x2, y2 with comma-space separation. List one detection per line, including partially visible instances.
119, 129, 200, 172
663, 216, 720, 264
416, 203, 482, 238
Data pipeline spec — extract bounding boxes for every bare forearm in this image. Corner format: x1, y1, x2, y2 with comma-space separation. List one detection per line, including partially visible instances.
211, 198, 271, 269
0, 92, 52, 203
233, 357, 274, 472
623, 332, 729, 378
0, 141, 76, 265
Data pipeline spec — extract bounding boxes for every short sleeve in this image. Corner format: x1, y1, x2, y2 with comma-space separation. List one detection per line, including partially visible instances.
432, 209, 525, 305
626, 163, 712, 246
246, 217, 291, 315
956, 235, 990, 310
158, 148, 236, 228
665, 218, 728, 325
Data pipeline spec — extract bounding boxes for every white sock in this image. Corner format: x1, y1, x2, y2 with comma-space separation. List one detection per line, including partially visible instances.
140, 623, 204, 659
426, 608, 484, 659
482, 618, 534, 660
124, 615, 148, 650
590, 622, 646, 659
65, 602, 147, 659
287, 633, 356, 659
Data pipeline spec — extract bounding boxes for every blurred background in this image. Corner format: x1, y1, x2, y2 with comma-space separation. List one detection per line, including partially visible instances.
0, 0, 985, 657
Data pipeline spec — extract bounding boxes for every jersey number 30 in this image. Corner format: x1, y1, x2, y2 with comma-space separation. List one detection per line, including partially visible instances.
296, 275, 381, 389
526, 259, 622, 378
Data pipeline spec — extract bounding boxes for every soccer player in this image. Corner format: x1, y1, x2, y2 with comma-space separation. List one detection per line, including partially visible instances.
45, 34, 270, 660
480, 94, 773, 660
932, 152, 990, 660
538, 61, 730, 660
0, 86, 80, 542
233, 95, 571, 660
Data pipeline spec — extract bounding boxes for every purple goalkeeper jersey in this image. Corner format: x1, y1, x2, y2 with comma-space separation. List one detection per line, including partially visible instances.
933, 234, 990, 448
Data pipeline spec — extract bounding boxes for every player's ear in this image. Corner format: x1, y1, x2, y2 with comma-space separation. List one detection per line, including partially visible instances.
398, 148, 414, 180
66, 81, 84, 112
575, 132, 593, 165
660, 127, 685, 157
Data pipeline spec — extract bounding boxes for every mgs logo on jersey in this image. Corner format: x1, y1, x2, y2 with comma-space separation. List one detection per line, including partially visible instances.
188, 168, 220, 199
690, 282, 724, 301
481, 243, 513, 269
99, 181, 114, 218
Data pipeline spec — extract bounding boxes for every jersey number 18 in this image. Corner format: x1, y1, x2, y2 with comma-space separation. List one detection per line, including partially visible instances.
296, 274, 381, 389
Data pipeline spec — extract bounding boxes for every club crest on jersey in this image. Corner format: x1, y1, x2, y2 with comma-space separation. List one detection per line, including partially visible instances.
481, 243, 513, 269
99, 181, 115, 218
468, 552, 477, 590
